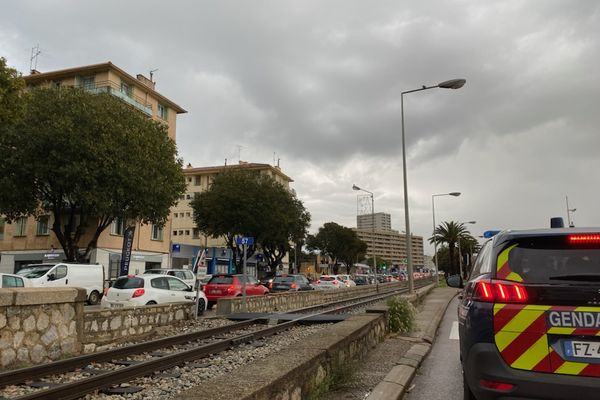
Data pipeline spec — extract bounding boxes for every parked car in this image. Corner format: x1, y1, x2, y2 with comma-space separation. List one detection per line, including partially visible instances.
16, 263, 104, 305
313, 275, 344, 289
269, 274, 313, 292
203, 274, 269, 309
198, 275, 213, 291
0, 273, 30, 288
353, 274, 375, 285
101, 274, 207, 314
337, 274, 356, 287
449, 223, 600, 400
143, 268, 196, 287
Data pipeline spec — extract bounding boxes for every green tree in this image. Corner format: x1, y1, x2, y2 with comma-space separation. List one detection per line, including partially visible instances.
0, 57, 25, 131
191, 169, 310, 273
458, 234, 481, 277
429, 221, 469, 275
0, 87, 186, 261
306, 222, 367, 274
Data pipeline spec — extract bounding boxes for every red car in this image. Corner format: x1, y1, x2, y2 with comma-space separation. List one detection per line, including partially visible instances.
203, 274, 269, 308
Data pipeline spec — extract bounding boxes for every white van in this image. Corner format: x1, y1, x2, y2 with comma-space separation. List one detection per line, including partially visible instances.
16, 263, 105, 305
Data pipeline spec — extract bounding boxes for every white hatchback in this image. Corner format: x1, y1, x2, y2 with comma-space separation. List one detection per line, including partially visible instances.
313, 275, 345, 289
101, 274, 208, 314
0, 273, 31, 288
337, 274, 356, 287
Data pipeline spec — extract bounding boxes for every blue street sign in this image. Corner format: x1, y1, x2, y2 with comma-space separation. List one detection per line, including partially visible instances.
236, 236, 254, 246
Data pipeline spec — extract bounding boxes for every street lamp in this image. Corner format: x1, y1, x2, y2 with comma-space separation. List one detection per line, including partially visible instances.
431, 192, 461, 285
352, 184, 378, 290
401, 78, 466, 294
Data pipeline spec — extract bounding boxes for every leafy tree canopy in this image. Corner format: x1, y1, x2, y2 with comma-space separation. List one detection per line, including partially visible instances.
0, 57, 25, 131
191, 169, 310, 273
306, 222, 367, 274
0, 86, 186, 261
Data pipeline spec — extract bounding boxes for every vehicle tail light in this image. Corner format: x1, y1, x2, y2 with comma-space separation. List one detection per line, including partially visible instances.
268, 282, 273, 289
316, 280, 321, 284
473, 280, 528, 303
479, 379, 514, 392
568, 234, 600, 244
333, 281, 338, 285
131, 289, 145, 298
291, 283, 297, 289
226, 287, 235, 295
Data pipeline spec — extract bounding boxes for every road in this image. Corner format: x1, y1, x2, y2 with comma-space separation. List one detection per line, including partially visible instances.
406, 296, 463, 400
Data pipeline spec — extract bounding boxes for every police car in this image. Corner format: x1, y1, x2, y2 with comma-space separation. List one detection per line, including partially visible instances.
449, 220, 600, 400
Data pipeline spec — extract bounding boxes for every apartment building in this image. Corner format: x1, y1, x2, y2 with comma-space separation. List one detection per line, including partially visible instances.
171, 162, 294, 275
0, 62, 186, 278
354, 229, 425, 269
357, 212, 392, 231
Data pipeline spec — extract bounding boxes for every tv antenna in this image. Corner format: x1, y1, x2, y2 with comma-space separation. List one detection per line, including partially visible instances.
149, 68, 159, 82
30, 44, 41, 72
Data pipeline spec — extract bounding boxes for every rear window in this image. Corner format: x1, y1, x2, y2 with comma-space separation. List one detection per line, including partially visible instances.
113, 277, 145, 289
144, 269, 165, 275
500, 236, 600, 284
273, 276, 295, 283
208, 276, 234, 285
321, 276, 336, 281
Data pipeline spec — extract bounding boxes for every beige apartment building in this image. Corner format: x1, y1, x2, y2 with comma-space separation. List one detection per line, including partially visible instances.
170, 162, 294, 275
354, 229, 425, 269
0, 62, 186, 278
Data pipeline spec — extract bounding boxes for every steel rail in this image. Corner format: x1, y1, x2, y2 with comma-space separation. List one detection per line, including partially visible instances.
6, 279, 433, 400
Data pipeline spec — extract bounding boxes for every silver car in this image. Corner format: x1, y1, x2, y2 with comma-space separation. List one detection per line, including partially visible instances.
313, 275, 344, 289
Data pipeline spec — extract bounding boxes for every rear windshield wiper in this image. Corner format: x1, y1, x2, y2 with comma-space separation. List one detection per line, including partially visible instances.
548, 273, 600, 281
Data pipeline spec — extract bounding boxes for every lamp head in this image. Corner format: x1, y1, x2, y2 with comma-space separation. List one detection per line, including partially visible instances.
438, 79, 466, 89
465, 221, 477, 224
449, 192, 461, 197
352, 184, 360, 191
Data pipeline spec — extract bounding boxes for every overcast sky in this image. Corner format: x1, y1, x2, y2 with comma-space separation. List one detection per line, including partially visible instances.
2, 0, 599, 254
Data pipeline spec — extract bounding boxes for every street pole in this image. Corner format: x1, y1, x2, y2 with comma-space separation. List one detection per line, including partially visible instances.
352, 184, 378, 291
400, 78, 466, 294
242, 243, 247, 312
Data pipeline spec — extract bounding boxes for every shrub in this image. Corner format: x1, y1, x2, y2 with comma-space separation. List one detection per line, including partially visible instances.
387, 295, 416, 334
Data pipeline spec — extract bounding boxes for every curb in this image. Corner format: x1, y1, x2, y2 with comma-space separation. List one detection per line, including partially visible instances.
366, 288, 457, 400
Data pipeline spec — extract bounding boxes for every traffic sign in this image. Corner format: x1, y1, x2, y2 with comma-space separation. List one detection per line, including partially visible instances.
236, 236, 254, 246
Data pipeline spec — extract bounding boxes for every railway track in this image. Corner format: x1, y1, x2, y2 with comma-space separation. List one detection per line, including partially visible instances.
0, 279, 433, 400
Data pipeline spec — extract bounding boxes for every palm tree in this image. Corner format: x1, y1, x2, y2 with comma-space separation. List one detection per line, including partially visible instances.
458, 234, 481, 277
429, 221, 469, 275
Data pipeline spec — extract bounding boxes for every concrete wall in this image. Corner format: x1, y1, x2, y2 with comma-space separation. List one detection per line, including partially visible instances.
0, 287, 196, 370
81, 302, 196, 352
0, 288, 85, 369
216, 282, 407, 315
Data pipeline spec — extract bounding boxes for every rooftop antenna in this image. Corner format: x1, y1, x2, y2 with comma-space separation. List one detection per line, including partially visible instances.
224, 158, 227, 166
30, 44, 41, 73
236, 145, 245, 162
149, 68, 159, 82
277, 157, 280, 168
566, 195, 576, 227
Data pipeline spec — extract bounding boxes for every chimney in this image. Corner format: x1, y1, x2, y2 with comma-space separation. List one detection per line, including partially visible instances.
136, 74, 155, 90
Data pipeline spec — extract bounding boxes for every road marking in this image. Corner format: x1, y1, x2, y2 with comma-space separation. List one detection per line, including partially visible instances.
449, 321, 459, 340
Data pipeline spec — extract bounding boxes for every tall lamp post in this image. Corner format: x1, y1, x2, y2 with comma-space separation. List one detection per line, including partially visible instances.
401, 78, 466, 294
431, 192, 461, 285
352, 184, 378, 290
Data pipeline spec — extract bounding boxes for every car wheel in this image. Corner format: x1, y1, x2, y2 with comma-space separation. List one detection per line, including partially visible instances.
463, 369, 476, 400
146, 301, 157, 305
197, 299, 206, 316
87, 290, 101, 306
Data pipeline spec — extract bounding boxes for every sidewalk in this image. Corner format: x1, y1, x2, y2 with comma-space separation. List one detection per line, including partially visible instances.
325, 286, 458, 400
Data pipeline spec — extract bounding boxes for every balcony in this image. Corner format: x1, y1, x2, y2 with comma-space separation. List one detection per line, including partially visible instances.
81, 80, 153, 116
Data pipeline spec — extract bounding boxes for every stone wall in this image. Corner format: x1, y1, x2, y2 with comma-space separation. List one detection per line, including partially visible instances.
216, 281, 408, 315
81, 302, 196, 351
0, 288, 86, 370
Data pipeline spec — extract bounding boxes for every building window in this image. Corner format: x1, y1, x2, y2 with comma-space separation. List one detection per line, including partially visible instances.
120, 81, 133, 98
186, 194, 191, 200
187, 177, 192, 183
173, 231, 178, 236
194, 176, 201, 185
0, 218, 4, 240
192, 228, 200, 239
185, 230, 190, 236
158, 103, 168, 120
178, 230, 183, 236
111, 217, 125, 236
36, 216, 50, 236
81, 76, 95, 90
152, 225, 164, 241
186, 212, 191, 218
13, 217, 27, 237
173, 213, 178, 218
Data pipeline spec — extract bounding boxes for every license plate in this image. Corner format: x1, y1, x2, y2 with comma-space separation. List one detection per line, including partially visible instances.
209, 290, 221, 294
564, 340, 600, 359
110, 303, 124, 308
